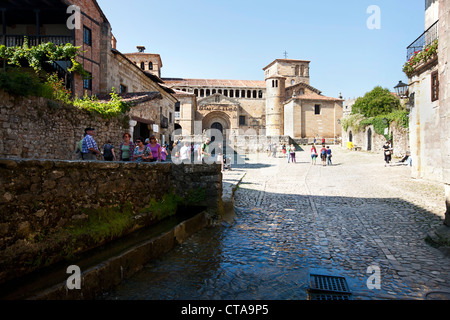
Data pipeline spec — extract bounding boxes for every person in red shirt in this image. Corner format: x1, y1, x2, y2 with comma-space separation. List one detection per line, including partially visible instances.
320, 146, 327, 166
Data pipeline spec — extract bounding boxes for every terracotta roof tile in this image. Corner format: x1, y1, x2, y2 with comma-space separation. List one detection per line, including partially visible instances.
163, 78, 266, 88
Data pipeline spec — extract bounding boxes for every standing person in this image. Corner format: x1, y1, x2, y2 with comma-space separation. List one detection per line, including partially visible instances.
326, 146, 332, 166
180, 142, 191, 163
75, 134, 85, 159
201, 138, 211, 163
383, 140, 393, 167
217, 143, 224, 170
81, 127, 101, 161
133, 137, 152, 162
272, 143, 277, 158
286, 144, 291, 163
320, 145, 327, 166
103, 140, 116, 161
311, 145, 318, 165
160, 144, 169, 162
289, 144, 296, 163
322, 137, 326, 145
282, 144, 287, 160
119, 133, 134, 162
147, 135, 162, 162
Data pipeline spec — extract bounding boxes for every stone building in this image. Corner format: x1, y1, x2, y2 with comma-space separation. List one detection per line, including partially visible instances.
406, 0, 450, 226
407, 0, 441, 182
0, 0, 179, 145
0, 0, 110, 97
163, 59, 343, 143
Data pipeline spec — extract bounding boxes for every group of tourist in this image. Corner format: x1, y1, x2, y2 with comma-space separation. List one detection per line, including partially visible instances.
310, 144, 333, 166
77, 128, 168, 163
76, 128, 225, 168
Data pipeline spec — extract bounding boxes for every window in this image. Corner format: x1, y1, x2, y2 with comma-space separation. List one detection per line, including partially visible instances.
431, 71, 439, 102
83, 73, 92, 90
140, 62, 145, 70
239, 116, 246, 125
149, 62, 153, 70
120, 84, 127, 94
258, 90, 263, 99
314, 105, 321, 115
83, 26, 92, 46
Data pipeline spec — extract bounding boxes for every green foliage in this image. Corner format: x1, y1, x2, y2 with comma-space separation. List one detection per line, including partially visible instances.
73, 88, 132, 119
140, 193, 183, 220
403, 40, 438, 78
183, 188, 207, 206
67, 202, 134, 244
0, 68, 51, 97
351, 86, 401, 118
0, 38, 89, 79
341, 113, 364, 132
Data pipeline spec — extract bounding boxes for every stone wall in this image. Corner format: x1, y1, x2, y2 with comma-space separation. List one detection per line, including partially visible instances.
342, 123, 409, 157
0, 159, 222, 284
0, 90, 128, 161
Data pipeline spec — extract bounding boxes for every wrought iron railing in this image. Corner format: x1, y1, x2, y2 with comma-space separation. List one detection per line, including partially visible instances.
0, 35, 74, 47
406, 20, 438, 60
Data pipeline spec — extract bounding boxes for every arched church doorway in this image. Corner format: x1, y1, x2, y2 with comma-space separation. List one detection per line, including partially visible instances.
210, 122, 223, 142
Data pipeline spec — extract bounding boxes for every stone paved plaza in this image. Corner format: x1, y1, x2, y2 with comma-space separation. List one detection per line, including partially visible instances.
104, 146, 450, 300
229, 145, 449, 299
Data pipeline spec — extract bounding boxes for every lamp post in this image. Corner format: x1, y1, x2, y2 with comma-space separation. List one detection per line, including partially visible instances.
394, 80, 409, 98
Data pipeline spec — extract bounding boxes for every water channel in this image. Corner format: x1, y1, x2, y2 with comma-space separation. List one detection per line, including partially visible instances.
100, 206, 312, 300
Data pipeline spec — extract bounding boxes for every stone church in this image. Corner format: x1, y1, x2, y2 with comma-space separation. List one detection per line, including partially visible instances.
164, 59, 344, 143
124, 47, 343, 145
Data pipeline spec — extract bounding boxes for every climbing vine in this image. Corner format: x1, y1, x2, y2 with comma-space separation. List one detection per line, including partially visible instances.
0, 38, 90, 79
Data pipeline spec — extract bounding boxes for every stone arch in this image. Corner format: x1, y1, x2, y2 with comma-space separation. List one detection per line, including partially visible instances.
202, 111, 231, 141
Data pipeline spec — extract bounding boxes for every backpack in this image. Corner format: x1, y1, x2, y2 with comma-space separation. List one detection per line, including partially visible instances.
321, 149, 326, 155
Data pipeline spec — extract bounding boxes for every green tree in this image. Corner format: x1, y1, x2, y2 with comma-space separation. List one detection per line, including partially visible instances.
351, 86, 401, 117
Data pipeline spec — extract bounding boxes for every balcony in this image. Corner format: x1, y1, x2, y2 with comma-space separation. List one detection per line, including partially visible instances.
406, 20, 438, 60
1, 35, 74, 47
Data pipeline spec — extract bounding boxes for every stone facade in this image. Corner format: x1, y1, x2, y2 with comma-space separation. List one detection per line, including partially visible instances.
407, 0, 442, 182
0, 158, 222, 284
164, 59, 343, 142
438, 0, 450, 225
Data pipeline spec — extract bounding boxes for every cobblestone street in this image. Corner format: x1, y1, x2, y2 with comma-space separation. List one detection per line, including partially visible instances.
104, 146, 450, 300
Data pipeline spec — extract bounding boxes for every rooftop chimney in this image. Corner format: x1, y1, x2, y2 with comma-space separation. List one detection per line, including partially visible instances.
137, 46, 146, 53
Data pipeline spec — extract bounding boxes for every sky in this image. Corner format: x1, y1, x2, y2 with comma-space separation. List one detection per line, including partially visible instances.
96, 0, 426, 100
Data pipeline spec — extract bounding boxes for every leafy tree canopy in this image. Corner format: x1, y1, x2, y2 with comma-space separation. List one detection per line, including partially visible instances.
351, 86, 401, 117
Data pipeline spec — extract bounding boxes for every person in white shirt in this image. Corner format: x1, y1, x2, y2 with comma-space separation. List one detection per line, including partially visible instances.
180, 142, 191, 164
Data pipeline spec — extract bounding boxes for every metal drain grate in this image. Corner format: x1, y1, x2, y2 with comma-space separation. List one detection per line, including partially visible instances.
307, 274, 352, 300
308, 293, 352, 301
